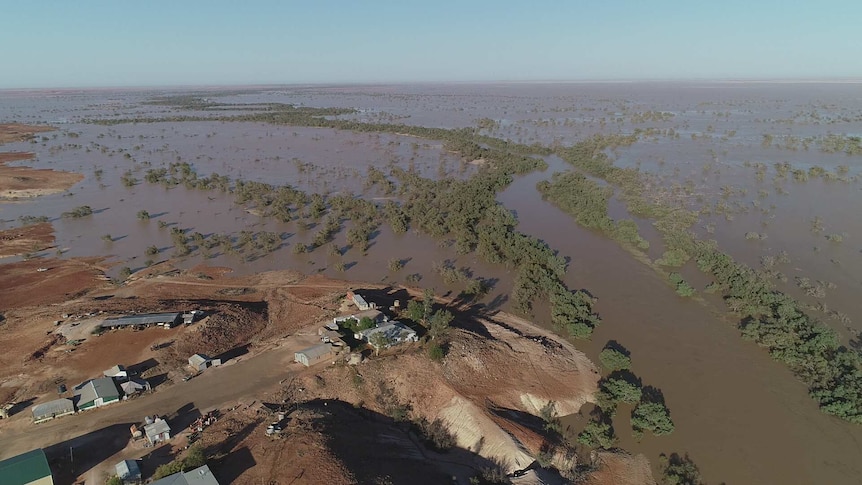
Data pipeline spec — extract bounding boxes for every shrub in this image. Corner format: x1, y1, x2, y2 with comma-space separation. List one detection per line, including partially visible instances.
137, 210, 150, 220
427, 342, 446, 361
631, 401, 675, 437
599, 347, 631, 372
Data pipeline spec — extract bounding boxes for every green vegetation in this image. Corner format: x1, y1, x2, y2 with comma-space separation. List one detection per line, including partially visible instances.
152, 445, 206, 479
101, 234, 113, 242
427, 342, 446, 361
18, 215, 49, 225
668, 272, 695, 297
597, 375, 643, 409
119, 267, 132, 280
61, 205, 93, 218
577, 418, 617, 449
599, 346, 631, 371
631, 401, 675, 438
106, 476, 122, 485
656, 248, 690, 268
137, 210, 150, 220
145, 245, 159, 256
659, 453, 704, 485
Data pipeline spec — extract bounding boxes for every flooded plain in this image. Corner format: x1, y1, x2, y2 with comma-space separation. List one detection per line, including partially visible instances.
2, 82, 862, 484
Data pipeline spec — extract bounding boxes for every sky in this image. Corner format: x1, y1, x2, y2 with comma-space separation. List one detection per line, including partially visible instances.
2, 0, 861, 88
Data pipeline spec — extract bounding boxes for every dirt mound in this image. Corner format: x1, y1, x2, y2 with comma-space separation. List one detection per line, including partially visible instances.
0, 123, 54, 145
174, 302, 268, 359
290, 314, 599, 475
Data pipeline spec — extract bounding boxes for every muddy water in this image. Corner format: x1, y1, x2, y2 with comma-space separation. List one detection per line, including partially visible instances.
498, 155, 862, 484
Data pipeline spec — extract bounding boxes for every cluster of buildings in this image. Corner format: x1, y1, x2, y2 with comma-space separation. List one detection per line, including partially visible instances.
31, 364, 150, 424
293, 291, 418, 367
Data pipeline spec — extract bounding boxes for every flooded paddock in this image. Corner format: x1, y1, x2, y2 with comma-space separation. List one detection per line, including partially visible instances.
2, 82, 862, 484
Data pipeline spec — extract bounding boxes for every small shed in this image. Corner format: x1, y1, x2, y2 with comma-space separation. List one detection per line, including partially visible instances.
32, 398, 75, 424
347, 291, 370, 311
120, 377, 151, 396
188, 354, 221, 372
294, 344, 334, 367
144, 418, 171, 445
333, 309, 386, 326
115, 459, 142, 485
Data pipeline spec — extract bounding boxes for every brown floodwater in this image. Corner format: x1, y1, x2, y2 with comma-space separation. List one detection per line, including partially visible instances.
2, 82, 862, 483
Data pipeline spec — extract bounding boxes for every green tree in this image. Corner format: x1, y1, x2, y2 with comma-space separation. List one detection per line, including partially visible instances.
632, 401, 675, 438
370, 331, 393, 355
145, 245, 159, 256
599, 346, 631, 372
137, 210, 150, 220
119, 267, 132, 280
659, 453, 704, 485
428, 309, 454, 340
577, 419, 617, 449
598, 376, 642, 408
406, 300, 424, 323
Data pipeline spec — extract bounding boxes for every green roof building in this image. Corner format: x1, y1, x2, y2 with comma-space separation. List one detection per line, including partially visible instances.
0, 448, 54, 485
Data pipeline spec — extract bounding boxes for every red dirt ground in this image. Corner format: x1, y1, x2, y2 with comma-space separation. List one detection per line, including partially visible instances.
0, 222, 55, 258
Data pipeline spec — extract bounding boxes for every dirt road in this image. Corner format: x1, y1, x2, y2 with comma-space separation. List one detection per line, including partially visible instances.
0, 335, 317, 460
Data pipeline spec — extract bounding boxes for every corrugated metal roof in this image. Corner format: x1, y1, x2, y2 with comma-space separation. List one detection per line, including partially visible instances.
149, 464, 220, 485
358, 322, 417, 345
116, 459, 141, 480
74, 377, 120, 405
101, 312, 181, 327
144, 419, 171, 439
32, 398, 75, 419
188, 354, 211, 366
296, 343, 333, 359
0, 448, 52, 485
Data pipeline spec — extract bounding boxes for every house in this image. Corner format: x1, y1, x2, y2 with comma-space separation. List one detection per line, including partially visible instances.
347, 291, 371, 311
115, 459, 142, 485
74, 377, 121, 410
120, 377, 151, 396
103, 364, 128, 379
100, 312, 182, 330
188, 354, 221, 372
144, 417, 171, 445
31, 398, 76, 424
149, 464, 219, 485
332, 309, 387, 327
356, 321, 418, 349
0, 448, 54, 485
294, 344, 334, 367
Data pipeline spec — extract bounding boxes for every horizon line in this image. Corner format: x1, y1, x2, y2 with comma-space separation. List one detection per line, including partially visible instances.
3, 77, 862, 92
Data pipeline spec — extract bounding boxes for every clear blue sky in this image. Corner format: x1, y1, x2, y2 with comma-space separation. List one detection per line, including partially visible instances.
3, 0, 861, 88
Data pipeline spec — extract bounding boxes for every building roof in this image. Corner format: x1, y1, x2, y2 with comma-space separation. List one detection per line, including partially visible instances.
334, 309, 384, 323
352, 293, 368, 307
116, 459, 142, 480
144, 419, 171, 440
0, 448, 52, 485
188, 354, 211, 366
296, 343, 333, 360
101, 312, 181, 327
74, 377, 120, 405
120, 378, 148, 394
149, 464, 219, 485
103, 364, 127, 376
32, 398, 75, 419
358, 321, 417, 344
